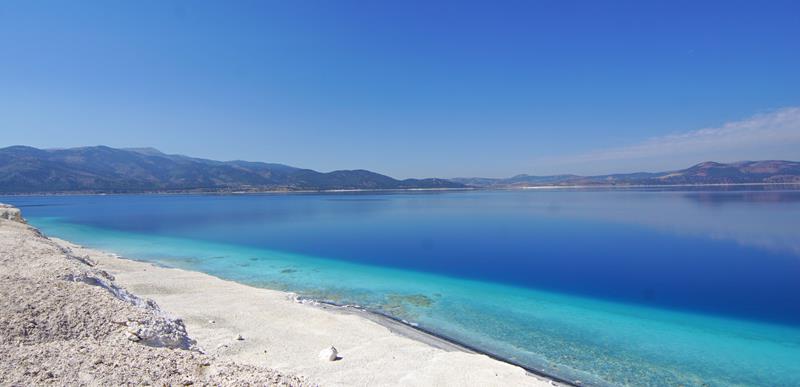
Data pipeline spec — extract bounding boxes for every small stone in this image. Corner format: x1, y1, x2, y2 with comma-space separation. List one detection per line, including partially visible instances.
234, 333, 244, 341
208, 320, 215, 324
126, 332, 141, 342
318, 346, 339, 361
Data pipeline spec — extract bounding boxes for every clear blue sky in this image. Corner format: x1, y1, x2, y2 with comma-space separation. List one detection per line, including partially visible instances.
1, 1, 799, 178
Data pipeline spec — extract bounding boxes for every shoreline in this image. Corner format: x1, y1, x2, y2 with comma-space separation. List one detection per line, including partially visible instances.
306, 298, 579, 386
0, 210, 309, 385
46, 234, 560, 386
2, 181, 799, 196
0, 187, 477, 196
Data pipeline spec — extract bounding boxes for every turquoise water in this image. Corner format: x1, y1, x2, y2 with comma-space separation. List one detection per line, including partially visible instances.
4, 190, 800, 386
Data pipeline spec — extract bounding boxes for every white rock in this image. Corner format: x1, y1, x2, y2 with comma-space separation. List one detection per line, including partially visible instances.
234, 333, 244, 341
318, 346, 338, 361
208, 320, 215, 324
0, 204, 24, 223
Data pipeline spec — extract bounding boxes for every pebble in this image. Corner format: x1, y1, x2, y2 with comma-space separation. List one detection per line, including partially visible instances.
234, 334, 244, 341
318, 346, 339, 361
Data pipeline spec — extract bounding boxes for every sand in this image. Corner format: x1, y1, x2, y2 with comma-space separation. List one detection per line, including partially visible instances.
0, 211, 309, 386
0, 204, 556, 386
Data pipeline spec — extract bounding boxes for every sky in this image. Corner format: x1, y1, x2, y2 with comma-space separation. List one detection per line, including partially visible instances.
1, 1, 799, 178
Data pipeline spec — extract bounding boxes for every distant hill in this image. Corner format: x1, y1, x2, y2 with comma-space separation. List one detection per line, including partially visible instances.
3, 146, 797, 193
0, 146, 465, 193
451, 160, 800, 188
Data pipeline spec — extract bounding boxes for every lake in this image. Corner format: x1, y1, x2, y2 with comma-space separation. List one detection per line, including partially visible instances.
4, 188, 800, 386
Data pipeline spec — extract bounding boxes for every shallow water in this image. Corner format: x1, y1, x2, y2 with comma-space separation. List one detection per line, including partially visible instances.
4, 189, 800, 386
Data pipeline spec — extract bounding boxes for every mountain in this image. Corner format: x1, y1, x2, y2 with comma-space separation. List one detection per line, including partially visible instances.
451, 160, 800, 188
2, 146, 796, 193
0, 146, 465, 193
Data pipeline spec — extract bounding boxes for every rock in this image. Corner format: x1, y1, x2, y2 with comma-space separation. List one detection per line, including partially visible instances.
0, 211, 309, 386
318, 346, 338, 361
0, 204, 25, 223
234, 334, 244, 341
208, 320, 215, 324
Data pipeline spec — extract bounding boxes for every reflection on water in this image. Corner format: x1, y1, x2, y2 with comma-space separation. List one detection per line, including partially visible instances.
683, 190, 800, 205
590, 190, 800, 257
5, 188, 800, 324
3, 188, 800, 386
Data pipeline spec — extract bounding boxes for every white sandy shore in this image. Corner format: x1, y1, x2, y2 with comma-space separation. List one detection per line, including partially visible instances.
1, 203, 557, 386
49, 238, 556, 387
1, 210, 307, 385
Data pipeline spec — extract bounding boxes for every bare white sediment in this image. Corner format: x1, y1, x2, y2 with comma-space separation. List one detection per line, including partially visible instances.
0, 207, 307, 386
0, 204, 556, 386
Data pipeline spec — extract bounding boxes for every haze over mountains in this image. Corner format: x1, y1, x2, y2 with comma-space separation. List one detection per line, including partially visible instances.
0, 146, 798, 193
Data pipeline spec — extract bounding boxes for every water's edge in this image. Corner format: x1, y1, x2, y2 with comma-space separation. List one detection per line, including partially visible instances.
305, 298, 578, 386
54, 232, 576, 386
18, 190, 800, 387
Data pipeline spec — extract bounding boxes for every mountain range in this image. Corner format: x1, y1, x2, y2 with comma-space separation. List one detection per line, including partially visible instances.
453, 160, 800, 187
0, 146, 798, 193
0, 146, 463, 193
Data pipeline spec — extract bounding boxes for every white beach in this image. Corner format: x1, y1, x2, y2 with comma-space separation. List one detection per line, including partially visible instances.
0, 205, 556, 386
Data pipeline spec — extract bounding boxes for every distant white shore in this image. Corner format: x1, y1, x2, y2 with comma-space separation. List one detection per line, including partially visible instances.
515, 182, 800, 190
2, 181, 799, 197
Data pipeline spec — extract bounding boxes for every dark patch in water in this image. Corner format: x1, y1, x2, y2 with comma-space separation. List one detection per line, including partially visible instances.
281, 268, 298, 274
387, 294, 435, 307
382, 294, 436, 320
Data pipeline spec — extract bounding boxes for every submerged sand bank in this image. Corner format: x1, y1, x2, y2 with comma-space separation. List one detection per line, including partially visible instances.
0, 205, 555, 386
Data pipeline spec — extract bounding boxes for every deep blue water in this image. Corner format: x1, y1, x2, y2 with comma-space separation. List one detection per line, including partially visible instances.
4, 189, 800, 386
